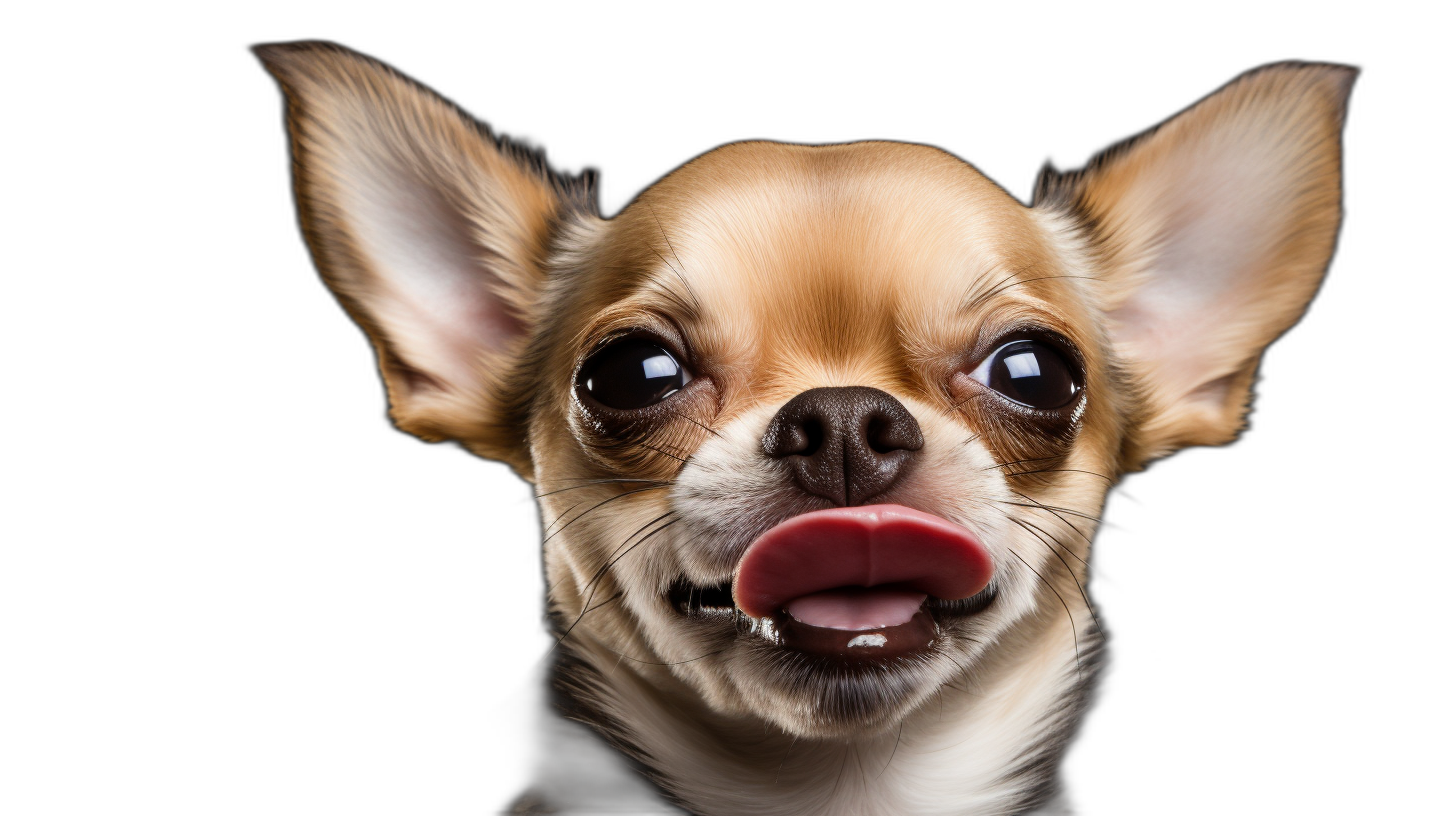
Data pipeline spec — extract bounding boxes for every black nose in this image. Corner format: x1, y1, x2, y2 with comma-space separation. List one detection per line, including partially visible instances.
762, 386, 924, 506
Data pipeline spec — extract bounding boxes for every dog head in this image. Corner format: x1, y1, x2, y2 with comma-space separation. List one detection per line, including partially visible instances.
257, 42, 1351, 749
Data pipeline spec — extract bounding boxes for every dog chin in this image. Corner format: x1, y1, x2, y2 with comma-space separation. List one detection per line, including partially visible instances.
667, 583, 1002, 738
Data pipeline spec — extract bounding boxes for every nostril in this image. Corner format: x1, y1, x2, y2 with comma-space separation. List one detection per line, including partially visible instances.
865, 416, 890, 454
762, 386, 923, 506
866, 411, 924, 454
866, 416, 896, 454
801, 418, 824, 457
764, 412, 824, 459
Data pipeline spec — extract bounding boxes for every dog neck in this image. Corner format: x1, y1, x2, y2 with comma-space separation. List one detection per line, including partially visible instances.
532, 601, 1100, 816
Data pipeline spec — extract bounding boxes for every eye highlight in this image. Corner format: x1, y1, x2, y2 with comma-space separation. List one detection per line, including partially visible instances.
578, 338, 691, 410
969, 339, 1081, 410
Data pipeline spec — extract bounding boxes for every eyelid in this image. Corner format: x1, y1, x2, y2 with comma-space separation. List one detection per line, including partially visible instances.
579, 328, 693, 382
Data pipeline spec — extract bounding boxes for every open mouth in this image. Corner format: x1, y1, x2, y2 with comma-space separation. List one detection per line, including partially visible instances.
669, 505, 997, 660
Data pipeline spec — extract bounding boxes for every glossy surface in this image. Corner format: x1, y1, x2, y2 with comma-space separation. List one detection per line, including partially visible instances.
970, 339, 1080, 409
784, 587, 927, 630
761, 386, 924, 506
578, 339, 689, 410
777, 608, 938, 660
732, 504, 994, 620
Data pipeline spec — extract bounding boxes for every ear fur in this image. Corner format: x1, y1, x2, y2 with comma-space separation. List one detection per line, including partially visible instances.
255, 41, 597, 474
1036, 62, 1356, 469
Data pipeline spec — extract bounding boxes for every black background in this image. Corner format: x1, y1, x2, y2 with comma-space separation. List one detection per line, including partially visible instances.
165, 20, 1415, 816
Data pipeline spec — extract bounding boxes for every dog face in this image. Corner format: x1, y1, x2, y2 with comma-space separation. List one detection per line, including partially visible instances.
522, 144, 1128, 737
258, 39, 1352, 796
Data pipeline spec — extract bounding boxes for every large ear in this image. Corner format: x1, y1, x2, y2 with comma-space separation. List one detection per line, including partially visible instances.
255, 41, 597, 474
1036, 62, 1356, 469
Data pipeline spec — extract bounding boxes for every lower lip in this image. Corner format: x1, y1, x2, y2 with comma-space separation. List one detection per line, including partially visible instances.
775, 606, 938, 660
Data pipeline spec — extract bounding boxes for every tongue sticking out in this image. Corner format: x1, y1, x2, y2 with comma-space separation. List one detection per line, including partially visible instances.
733, 505, 994, 633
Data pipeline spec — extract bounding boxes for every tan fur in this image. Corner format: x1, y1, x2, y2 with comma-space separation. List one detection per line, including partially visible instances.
1035, 65, 1354, 466
257, 42, 594, 474
257, 42, 1353, 814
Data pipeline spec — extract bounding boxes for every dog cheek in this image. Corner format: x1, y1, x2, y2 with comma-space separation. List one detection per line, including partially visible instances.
897, 406, 1061, 630
667, 407, 812, 578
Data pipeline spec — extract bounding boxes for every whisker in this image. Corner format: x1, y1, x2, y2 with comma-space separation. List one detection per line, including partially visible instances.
536, 478, 669, 498
582, 433, 694, 465
566, 511, 677, 611
1007, 515, 1087, 565
543, 485, 670, 543
669, 409, 722, 439
583, 591, 623, 615
555, 515, 679, 647
1001, 467, 1115, 483
1001, 469, 1112, 480
547, 489, 669, 591
960, 267, 1031, 313
640, 442, 689, 464
950, 391, 987, 413
998, 500, 1100, 522
775, 735, 801, 784
833, 744, 851, 798
1008, 517, 1102, 635
648, 203, 704, 313
573, 512, 681, 626
1010, 491, 1096, 546
538, 476, 668, 485
600, 645, 725, 667
877, 722, 905, 780
964, 273, 1103, 314
983, 455, 1064, 472
542, 499, 586, 536
1007, 549, 1082, 676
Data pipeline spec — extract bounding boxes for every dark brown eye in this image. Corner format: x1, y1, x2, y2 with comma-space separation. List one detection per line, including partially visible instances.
578, 339, 691, 410
970, 339, 1081, 409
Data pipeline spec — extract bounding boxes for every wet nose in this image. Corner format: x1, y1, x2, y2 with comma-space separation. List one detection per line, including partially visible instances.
762, 386, 924, 506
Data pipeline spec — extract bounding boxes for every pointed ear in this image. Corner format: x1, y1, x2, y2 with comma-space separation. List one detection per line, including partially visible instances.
255, 41, 597, 473
1036, 62, 1356, 468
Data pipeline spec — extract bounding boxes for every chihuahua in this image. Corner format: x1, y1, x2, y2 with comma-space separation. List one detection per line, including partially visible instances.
256, 42, 1353, 815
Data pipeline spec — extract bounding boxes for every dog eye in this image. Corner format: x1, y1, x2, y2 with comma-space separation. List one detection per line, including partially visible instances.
578, 339, 691, 410
969, 339, 1080, 409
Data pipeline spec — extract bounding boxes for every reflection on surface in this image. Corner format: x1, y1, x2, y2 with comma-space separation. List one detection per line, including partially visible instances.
1004, 351, 1041, 380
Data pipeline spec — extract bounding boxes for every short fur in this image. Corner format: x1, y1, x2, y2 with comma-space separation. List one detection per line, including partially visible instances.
256, 42, 1354, 815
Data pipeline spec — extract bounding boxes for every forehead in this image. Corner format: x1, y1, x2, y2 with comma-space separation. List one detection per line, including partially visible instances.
583, 141, 1072, 383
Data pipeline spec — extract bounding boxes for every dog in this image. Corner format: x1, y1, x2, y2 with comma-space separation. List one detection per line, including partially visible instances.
256, 41, 1353, 815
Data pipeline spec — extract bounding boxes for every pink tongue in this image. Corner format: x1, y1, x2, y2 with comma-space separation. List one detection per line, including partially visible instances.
784, 588, 928, 630
733, 505, 993, 623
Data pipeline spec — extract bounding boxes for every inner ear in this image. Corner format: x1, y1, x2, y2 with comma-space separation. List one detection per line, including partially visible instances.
256, 41, 601, 471
1036, 62, 1355, 467
343, 164, 526, 397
